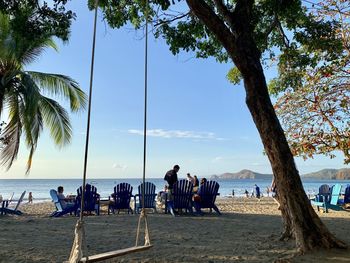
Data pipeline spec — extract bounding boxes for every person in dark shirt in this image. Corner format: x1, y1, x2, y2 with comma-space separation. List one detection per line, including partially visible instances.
164, 165, 180, 202
164, 165, 179, 190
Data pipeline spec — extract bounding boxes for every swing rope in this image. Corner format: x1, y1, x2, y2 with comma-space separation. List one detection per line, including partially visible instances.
136, 0, 150, 246
68, 0, 152, 262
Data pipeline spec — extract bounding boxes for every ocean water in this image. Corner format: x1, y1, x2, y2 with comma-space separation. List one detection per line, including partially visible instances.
0, 178, 349, 202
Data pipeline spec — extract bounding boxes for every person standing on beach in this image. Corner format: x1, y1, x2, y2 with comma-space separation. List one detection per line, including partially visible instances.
164, 165, 179, 200
254, 184, 261, 199
271, 177, 280, 209
28, 192, 33, 203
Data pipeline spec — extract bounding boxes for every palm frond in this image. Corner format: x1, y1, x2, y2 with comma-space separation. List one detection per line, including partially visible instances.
19, 38, 58, 66
27, 71, 87, 111
0, 94, 22, 170
39, 96, 72, 146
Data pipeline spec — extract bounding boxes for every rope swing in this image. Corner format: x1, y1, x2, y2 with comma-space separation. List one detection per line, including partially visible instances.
68, 0, 152, 262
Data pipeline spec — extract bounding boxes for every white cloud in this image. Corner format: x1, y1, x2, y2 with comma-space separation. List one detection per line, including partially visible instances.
128, 129, 224, 140
112, 163, 127, 170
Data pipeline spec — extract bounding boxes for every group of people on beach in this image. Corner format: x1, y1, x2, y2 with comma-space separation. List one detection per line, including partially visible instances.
161, 164, 208, 204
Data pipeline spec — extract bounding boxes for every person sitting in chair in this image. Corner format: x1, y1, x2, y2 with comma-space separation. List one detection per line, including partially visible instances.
57, 186, 75, 209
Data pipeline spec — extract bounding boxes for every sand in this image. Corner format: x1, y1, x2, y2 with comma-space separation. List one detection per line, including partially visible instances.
0, 197, 349, 263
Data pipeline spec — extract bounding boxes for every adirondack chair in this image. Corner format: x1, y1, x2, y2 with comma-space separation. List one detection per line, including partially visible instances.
76, 184, 100, 215
336, 184, 350, 206
49, 189, 78, 217
134, 182, 157, 213
167, 179, 193, 216
109, 183, 133, 214
315, 184, 331, 203
194, 181, 221, 215
344, 185, 350, 204
1, 191, 26, 215
311, 184, 342, 213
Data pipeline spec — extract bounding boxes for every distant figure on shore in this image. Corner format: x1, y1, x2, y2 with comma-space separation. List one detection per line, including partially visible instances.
28, 192, 33, 203
266, 187, 270, 197
244, 189, 249, 197
255, 184, 261, 199
164, 165, 180, 200
232, 189, 235, 197
271, 177, 280, 209
57, 186, 75, 209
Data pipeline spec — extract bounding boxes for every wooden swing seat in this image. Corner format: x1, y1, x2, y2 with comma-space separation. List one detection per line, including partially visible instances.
79, 245, 153, 262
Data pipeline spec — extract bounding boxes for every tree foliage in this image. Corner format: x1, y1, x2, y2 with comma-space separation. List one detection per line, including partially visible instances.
0, 8, 86, 173
88, 0, 338, 63
272, 0, 350, 163
0, 0, 75, 41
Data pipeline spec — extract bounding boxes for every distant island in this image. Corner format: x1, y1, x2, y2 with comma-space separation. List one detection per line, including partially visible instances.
210, 168, 350, 180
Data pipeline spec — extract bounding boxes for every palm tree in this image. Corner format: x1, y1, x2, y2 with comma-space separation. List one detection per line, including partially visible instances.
0, 11, 86, 173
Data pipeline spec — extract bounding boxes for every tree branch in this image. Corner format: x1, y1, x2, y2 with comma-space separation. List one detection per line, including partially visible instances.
277, 19, 290, 48
154, 12, 190, 27
186, 0, 235, 54
212, 0, 235, 30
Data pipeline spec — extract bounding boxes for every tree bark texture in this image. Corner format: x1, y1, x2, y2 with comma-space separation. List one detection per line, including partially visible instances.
186, 0, 347, 252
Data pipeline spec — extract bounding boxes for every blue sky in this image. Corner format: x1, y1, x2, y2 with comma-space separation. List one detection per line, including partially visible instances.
0, 2, 347, 179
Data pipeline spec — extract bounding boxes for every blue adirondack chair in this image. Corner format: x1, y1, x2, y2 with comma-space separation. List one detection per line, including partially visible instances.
194, 181, 221, 215
311, 184, 342, 213
337, 184, 350, 206
315, 184, 331, 203
344, 185, 350, 204
167, 179, 193, 216
1, 191, 26, 215
109, 183, 133, 214
49, 189, 78, 217
134, 182, 157, 213
76, 184, 100, 215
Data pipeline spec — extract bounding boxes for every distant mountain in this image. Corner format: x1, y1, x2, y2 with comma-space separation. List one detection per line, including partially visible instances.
302, 168, 350, 180
210, 168, 350, 180
210, 169, 273, 180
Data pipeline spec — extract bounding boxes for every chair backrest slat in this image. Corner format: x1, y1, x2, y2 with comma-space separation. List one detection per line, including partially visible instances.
330, 184, 342, 205
50, 189, 64, 212
173, 179, 193, 209
14, 191, 26, 211
138, 182, 156, 209
113, 183, 133, 209
198, 181, 220, 208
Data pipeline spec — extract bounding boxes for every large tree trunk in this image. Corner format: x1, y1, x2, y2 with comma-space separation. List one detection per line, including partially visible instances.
186, 0, 347, 253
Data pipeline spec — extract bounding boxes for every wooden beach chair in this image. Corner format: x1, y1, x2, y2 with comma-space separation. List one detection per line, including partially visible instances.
109, 183, 133, 214
167, 179, 193, 216
336, 184, 350, 207
134, 182, 157, 213
311, 184, 342, 213
1, 191, 26, 215
49, 189, 78, 217
194, 180, 221, 215
76, 184, 100, 215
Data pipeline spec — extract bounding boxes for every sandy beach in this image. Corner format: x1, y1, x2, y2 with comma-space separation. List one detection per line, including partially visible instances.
0, 197, 349, 263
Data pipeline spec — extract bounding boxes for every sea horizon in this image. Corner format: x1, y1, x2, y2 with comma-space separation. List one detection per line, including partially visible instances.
1, 178, 349, 203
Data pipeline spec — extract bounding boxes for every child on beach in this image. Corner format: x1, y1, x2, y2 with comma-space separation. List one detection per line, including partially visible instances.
244, 189, 249, 197
28, 192, 33, 203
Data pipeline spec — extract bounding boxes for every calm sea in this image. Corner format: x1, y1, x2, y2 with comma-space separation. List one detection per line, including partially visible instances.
0, 178, 349, 202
